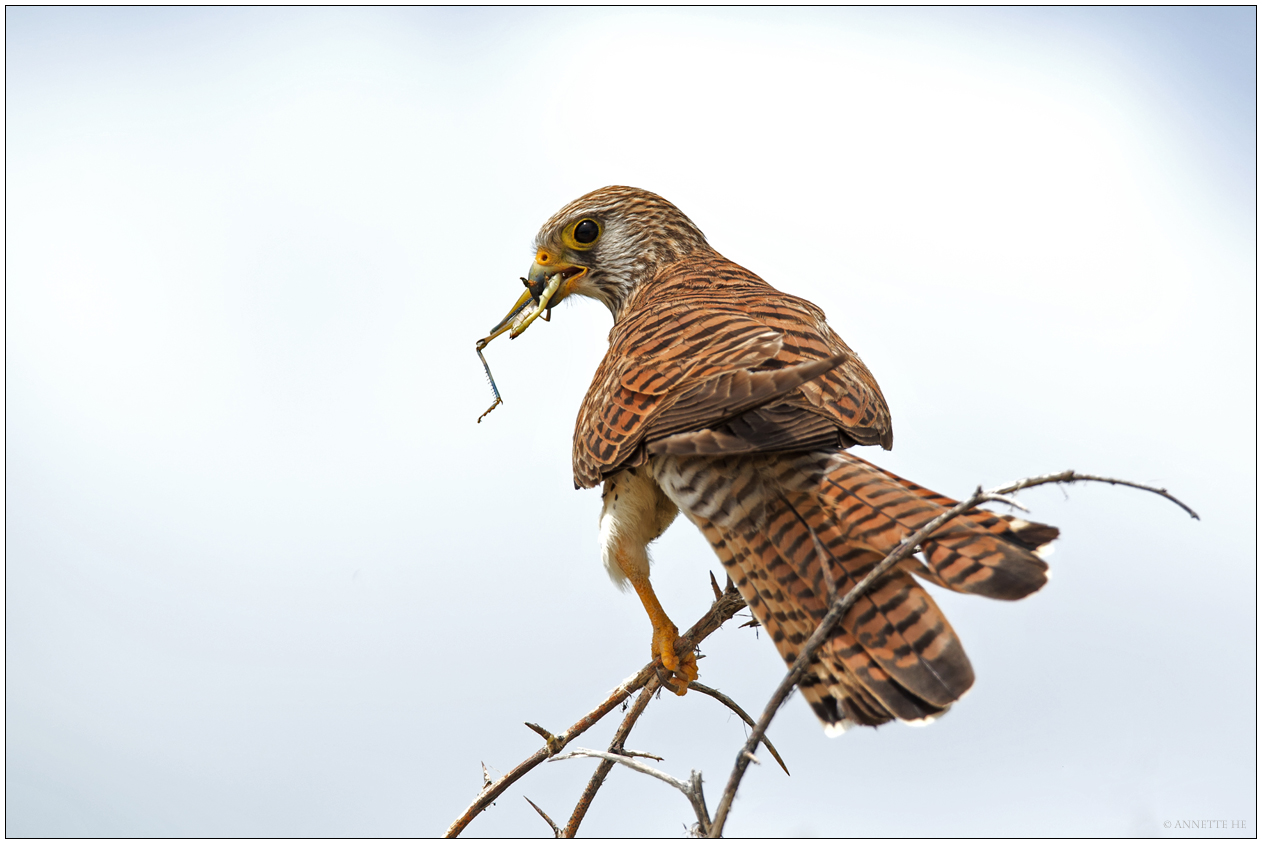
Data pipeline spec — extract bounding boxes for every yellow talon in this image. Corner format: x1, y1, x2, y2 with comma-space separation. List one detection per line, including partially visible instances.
617, 522, 700, 696
651, 620, 698, 695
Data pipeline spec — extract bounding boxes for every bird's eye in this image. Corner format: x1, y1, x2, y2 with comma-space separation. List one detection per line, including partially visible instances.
573, 219, 600, 245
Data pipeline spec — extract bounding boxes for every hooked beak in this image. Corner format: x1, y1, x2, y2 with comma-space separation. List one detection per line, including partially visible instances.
525, 257, 588, 310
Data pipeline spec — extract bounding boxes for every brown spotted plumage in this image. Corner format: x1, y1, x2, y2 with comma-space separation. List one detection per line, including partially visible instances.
512, 186, 1056, 732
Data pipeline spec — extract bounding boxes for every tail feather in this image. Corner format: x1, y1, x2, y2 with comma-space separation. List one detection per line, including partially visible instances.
799, 658, 891, 731
812, 453, 1055, 600
660, 450, 1056, 734
774, 493, 974, 707
698, 495, 967, 731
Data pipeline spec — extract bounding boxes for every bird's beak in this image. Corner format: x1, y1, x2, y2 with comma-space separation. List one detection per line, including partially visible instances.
525, 257, 588, 312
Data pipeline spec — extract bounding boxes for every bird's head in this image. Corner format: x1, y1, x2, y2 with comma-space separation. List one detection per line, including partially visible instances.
473, 187, 711, 421
528, 185, 710, 320
485, 187, 710, 343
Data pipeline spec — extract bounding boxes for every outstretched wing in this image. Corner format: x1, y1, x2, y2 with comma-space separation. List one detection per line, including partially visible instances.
572, 252, 893, 488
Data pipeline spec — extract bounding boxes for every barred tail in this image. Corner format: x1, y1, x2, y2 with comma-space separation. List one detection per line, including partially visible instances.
812, 452, 1057, 600
660, 451, 1057, 733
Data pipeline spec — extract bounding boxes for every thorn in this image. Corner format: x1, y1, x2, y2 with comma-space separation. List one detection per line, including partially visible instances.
710, 571, 723, 601
523, 796, 561, 837
619, 748, 665, 762
688, 681, 791, 775
525, 722, 565, 756
739, 619, 762, 629
480, 762, 493, 790
743, 751, 762, 765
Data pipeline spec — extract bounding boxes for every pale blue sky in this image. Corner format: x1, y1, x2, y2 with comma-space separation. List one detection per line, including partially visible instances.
6, 7, 1255, 837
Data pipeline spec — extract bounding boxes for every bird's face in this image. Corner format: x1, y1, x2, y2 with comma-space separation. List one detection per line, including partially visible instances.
473, 187, 711, 422
483, 186, 710, 344
520, 213, 608, 322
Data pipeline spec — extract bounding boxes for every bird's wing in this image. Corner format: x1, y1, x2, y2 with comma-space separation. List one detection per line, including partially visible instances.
572, 253, 893, 488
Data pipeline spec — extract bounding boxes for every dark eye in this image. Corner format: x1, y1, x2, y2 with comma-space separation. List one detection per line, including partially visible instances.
574, 219, 600, 244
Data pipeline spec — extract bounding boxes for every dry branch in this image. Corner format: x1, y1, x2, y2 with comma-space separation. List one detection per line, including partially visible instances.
620, 749, 666, 762
687, 682, 789, 776
993, 470, 1199, 520
447, 469, 1195, 838
551, 748, 712, 836
562, 675, 663, 837
443, 583, 745, 837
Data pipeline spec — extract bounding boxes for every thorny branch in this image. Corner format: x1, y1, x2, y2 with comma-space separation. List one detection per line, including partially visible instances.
705, 470, 1198, 837
551, 748, 712, 837
446, 469, 1195, 838
443, 584, 745, 837
687, 682, 789, 776
991, 471, 1199, 520
562, 674, 663, 837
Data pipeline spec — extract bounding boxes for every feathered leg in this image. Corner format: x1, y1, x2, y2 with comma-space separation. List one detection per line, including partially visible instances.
599, 466, 698, 694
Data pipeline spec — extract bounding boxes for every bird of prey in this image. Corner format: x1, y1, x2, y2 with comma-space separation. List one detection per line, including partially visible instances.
484, 186, 1057, 733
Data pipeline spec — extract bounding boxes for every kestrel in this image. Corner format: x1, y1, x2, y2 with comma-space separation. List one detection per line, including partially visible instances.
485, 186, 1057, 732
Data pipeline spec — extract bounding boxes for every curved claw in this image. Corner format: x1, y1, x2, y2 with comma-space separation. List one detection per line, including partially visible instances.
651, 623, 699, 695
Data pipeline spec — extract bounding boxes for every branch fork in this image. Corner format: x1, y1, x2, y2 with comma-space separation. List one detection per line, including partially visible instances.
446, 469, 1195, 839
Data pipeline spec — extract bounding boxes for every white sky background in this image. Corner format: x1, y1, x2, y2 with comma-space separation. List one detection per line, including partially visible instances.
5, 7, 1255, 837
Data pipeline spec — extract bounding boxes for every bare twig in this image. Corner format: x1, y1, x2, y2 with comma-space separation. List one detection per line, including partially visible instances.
706, 470, 1198, 836
551, 749, 693, 800
444, 583, 746, 837
523, 796, 560, 838
983, 492, 1029, 512
621, 749, 666, 762
452, 470, 1195, 837
689, 770, 710, 837
562, 675, 662, 838
991, 470, 1199, 520
688, 682, 790, 776
552, 748, 711, 836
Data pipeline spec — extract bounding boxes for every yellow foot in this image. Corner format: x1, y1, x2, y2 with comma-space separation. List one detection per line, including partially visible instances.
651, 622, 699, 695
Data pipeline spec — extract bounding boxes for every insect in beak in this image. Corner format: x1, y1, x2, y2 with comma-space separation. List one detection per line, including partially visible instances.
473, 272, 564, 422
